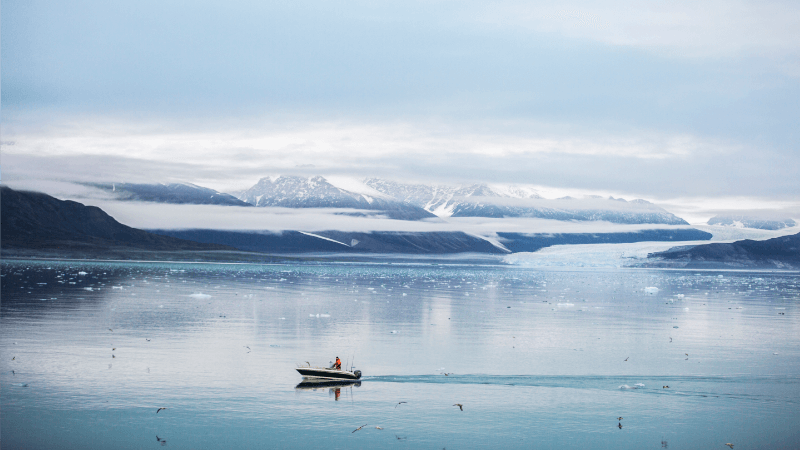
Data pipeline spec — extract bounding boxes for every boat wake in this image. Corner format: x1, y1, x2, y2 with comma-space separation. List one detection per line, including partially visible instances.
362, 374, 800, 403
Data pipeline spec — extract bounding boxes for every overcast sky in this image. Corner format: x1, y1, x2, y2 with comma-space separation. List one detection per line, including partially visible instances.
2, 0, 799, 219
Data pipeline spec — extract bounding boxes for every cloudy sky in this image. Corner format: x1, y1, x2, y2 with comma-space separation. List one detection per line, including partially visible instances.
2, 0, 799, 221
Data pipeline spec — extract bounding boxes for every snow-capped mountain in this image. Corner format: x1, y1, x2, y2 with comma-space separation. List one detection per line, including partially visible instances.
91, 182, 251, 206
707, 215, 797, 230
364, 178, 687, 225
363, 178, 541, 216
236, 176, 436, 221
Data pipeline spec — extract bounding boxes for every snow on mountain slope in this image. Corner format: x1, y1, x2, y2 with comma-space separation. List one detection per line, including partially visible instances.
237, 175, 436, 221
364, 178, 687, 225
707, 215, 797, 230
362, 178, 541, 218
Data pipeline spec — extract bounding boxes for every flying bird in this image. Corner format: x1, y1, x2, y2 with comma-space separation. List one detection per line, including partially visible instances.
109, 329, 113, 332
11, 357, 15, 361
395, 401, 407, 408
669, 337, 672, 343
396, 435, 407, 440
146, 339, 151, 342
352, 424, 367, 433
624, 357, 629, 361
375, 426, 383, 430
112, 348, 116, 351
618, 423, 623, 429
156, 408, 167, 414
617, 417, 623, 421
725, 444, 734, 449
663, 386, 669, 389
453, 403, 464, 411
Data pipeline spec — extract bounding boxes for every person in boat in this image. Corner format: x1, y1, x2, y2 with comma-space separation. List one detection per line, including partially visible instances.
334, 356, 342, 370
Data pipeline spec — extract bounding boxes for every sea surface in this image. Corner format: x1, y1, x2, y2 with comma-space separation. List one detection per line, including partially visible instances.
1, 259, 799, 449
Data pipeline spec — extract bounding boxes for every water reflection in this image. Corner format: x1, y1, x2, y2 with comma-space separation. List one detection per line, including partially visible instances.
2, 259, 799, 449
295, 380, 362, 401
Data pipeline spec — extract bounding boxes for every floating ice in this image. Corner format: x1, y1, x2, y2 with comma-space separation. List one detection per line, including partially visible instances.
644, 287, 659, 294
557, 303, 575, 307
78, 271, 87, 276
676, 294, 685, 298
190, 293, 211, 299
390, 330, 398, 334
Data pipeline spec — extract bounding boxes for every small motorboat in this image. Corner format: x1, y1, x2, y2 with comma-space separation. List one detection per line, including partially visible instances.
296, 362, 362, 381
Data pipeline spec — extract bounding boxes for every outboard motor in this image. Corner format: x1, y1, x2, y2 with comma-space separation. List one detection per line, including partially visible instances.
354, 370, 362, 379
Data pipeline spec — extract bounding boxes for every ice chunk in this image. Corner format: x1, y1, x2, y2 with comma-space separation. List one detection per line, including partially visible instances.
644, 287, 660, 294
190, 293, 211, 299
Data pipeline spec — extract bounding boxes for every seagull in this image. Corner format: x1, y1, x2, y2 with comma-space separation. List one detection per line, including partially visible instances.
11, 357, 15, 361
663, 386, 669, 388
618, 422, 623, 429
352, 424, 367, 433
156, 407, 167, 414
375, 426, 383, 430
146, 339, 151, 342
624, 357, 629, 361
112, 348, 116, 351
453, 403, 464, 411
669, 337, 672, 343
112, 355, 115, 358
444, 373, 450, 376
395, 401, 407, 408
725, 444, 734, 449
617, 417, 623, 421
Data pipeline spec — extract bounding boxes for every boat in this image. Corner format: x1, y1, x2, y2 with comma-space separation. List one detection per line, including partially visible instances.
296, 362, 362, 381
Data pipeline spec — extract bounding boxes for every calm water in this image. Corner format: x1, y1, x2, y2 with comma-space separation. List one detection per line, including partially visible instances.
1, 259, 799, 449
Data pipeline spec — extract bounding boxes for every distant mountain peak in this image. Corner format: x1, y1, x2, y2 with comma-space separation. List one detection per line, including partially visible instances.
87, 182, 251, 206
363, 177, 686, 224
237, 175, 435, 221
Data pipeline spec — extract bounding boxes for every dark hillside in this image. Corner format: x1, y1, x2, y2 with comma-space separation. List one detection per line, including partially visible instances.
0, 186, 234, 252
646, 232, 800, 268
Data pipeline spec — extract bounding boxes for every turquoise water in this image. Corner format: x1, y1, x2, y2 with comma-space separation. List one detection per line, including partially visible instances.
2, 260, 799, 449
